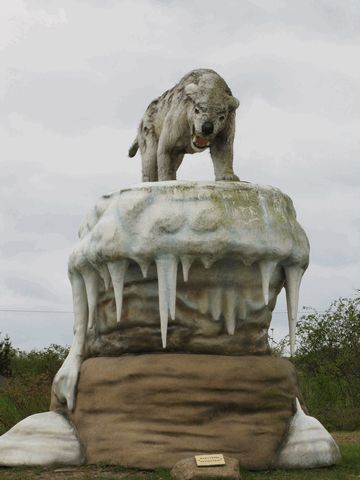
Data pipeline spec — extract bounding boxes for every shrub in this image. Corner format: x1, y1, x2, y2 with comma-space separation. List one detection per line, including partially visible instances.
276, 292, 360, 430
0, 343, 69, 434
0, 333, 12, 377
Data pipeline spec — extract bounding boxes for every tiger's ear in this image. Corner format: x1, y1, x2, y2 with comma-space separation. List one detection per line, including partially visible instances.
227, 95, 240, 111
185, 83, 199, 98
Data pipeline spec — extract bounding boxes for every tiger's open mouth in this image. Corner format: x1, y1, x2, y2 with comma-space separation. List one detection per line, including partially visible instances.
192, 126, 210, 149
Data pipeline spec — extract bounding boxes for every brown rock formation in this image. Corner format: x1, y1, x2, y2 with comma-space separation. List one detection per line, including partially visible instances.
63, 354, 300, 470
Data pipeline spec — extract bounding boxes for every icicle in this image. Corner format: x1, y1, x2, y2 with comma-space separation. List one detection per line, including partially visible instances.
209, 288, 222, 321
201, 256, 214, 269
98, 264, 111, 290
81, 265, 100, 332
284, 265, 304, 356
295, 398, 304, 414
107, 260, 129, 324
168, 258, 178, 321
181, 256, 193, 282
69, 270, 88, 335
137, 259, 150, 279
259, 260, 277, 305
62, 271, 88, 411
156, 255, 178, 348
197, 290, 209, 315
224, 290, 237, 335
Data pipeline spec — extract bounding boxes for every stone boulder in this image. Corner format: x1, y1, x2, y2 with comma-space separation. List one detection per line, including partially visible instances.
52, 354, 302, 470
171, 456, 240, 480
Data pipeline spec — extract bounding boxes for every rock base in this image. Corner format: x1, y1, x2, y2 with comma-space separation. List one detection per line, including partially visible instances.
171, 456, 240, 480
52, 354, 302, 470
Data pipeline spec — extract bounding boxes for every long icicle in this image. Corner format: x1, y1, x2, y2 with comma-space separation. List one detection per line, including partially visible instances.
284, 265, 304, 356
99, 264, 112, 290
69, 270, 88, 335
259, 260, 277, 305
81, 265, 100, 332
224, 289, 237, 335
156, 255, 178, 348
168, 257, 178, 321
108, 260, 129, 324
66, 270, 89, 411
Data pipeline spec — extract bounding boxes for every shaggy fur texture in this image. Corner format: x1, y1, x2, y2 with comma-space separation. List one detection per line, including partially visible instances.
129, 69, 240, 181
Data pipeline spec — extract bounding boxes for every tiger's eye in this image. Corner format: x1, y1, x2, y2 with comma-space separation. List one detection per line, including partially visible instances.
219, 115, 225, 121
195, 107, 200, 114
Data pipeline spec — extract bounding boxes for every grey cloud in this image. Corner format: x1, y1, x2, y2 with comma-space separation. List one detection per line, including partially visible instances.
0, 162, 138, 269
0, 61, 176, 134
1, 161, 111, 212
0, 71, 120, 134
4, 277, 60, 304
198, 0, 360, 41
150, 0, 360, 42
72, 0, 119, 7
235, 59, 360, 122
301, 268, 360, 310
308, 229, 360, 267
3, 51, 359, 139
2, 1, 359, 137
1, 240, 39, 257
0, 312, 73, 351
3, 56, 357, 139
19, 0, 360, 44
15, 213, 83, 242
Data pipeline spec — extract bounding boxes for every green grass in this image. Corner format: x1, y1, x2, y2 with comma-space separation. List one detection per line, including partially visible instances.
0, 444, 359, 480
0, 395, 20, 436
296, 373, 360, 431
241, 444, 360, 479
0, 376, 51, 435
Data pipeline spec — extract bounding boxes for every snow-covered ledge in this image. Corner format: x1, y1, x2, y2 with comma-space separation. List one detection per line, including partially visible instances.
52, 181, 309, 411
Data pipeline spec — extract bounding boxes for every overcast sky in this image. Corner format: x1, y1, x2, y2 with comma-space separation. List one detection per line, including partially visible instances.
1, 0, 359, 350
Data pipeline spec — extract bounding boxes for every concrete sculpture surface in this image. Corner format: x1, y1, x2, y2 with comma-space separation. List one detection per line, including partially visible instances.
0, 181, 341, 471
0, 412, 83, 466
275, 399, 341, 468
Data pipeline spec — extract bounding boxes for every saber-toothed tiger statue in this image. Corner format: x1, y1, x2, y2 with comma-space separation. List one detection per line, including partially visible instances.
129, 69, 240, 182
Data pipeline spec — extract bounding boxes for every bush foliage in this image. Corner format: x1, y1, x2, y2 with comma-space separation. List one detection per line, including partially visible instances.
0, 333, 12, 377
0, 343, 69, 434
294, 292, 360, 430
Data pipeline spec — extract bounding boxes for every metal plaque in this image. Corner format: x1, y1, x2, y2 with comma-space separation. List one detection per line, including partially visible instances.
195, 454, 225, 467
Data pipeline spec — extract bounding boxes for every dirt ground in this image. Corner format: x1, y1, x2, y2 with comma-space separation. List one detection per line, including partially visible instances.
332, 431, 360, 444
0, 433, 359, 480
0, 465, 156, 480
